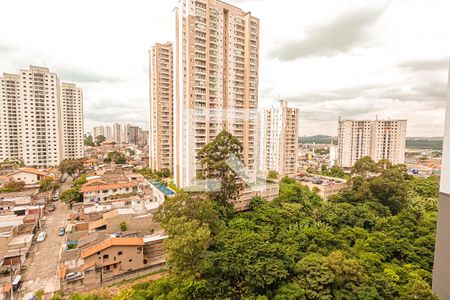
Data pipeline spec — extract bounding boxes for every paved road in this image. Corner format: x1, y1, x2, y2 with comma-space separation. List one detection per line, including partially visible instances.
19, 177, 72, 299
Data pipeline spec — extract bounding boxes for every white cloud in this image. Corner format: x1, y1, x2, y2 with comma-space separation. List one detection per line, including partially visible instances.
0, 0, 449, 136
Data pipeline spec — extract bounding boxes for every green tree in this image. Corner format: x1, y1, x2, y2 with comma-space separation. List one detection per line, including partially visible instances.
323, 165, 346, 179
59, 159, 84, 176
198, 130, 244, 205
60, 188, 81, 204
95, 134, 106, 146
39, 177, 59, 192
120, 221, 127, 231
0, 180, 25, 193
105, 151, 126, 164
352, 156, 378, 177
84, 135, 95, 147
164, 216, 212, 278
155, 191, 223, 234
268, 170, 279, 180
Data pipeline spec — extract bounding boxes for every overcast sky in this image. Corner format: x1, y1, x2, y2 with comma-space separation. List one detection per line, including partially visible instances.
0, 0, 449, 137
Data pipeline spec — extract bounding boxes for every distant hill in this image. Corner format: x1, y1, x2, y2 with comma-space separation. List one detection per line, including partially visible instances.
299, 135, 336, 145
406, 137, 443, 150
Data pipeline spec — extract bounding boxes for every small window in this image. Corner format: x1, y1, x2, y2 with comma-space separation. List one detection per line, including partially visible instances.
118, 251, 123, 256
129, 259, 133, 262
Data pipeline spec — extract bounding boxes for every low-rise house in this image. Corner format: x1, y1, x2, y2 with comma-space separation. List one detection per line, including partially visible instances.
80, 181, 138, 203
6, 168, 50, 187
60, 234, 167, 292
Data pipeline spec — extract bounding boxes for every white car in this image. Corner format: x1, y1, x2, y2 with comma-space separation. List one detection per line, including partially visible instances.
66, 272, 83, 281
36, 231, 47, 242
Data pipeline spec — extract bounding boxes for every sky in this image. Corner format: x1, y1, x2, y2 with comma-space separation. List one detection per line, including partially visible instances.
0, 0, 449, 137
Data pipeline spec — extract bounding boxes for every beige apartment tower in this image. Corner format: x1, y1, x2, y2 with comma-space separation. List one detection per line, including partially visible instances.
149, 42, 174, 172
174, 0, 260, 188
0, 66, 84, 166
61, 83, 84, 160
337, 119, 407, 168
260, 100, 300, 176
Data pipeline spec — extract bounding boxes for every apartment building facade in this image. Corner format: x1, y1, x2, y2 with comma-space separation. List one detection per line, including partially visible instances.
337, 119, 407, 168
432, 62, 450, 299
61, 83, 84, 159
93, 126, 105, 139
174, 0, 260, 188
0, 66, 84, 167
149, 42, 174, 172
260, 100, 299, 176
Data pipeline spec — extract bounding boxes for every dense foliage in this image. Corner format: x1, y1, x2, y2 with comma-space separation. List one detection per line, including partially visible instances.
104, 151, 127, 164
59, 159, 85, 176
0, 180, 25, 193
72, 159, 438, 299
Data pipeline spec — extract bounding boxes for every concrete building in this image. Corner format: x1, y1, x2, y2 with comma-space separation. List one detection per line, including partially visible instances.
113, 123, 121, 144
61, 83, 84, 160
149, 42, 174, 172
174, 0, 260, 188
296, 173, 349, 200
120, 123, 130, 144
129, 125, 141, 145
105, 126, 113, 142
93, 126, 105, 139
1, 66, 84, 167
337, 119, 407, 168
260, 100, 299, 176
432, 61, 450, 298
79, 180, 138, 203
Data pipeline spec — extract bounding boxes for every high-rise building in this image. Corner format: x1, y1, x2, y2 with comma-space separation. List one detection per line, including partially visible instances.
149, 42, 174, 172
113, 123, 121, 143
0, 66, 84, 167
121, 123, 131, 144
174, 0, 260, 188
129, 125, 141, 145
260, 100, 299, 176
93, 126, 105, 139
140, 130, 149, 146
0, 73, 21, 161
337, 119, 407, 168
61, 83, 84, 160
432, 61, 450, 298
105, 126, 113, 141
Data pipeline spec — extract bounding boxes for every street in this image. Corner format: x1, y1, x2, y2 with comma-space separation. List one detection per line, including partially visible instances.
19, 177, 72, 299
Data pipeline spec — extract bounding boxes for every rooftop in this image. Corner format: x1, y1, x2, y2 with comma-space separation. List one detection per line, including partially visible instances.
80, 237, 144, 259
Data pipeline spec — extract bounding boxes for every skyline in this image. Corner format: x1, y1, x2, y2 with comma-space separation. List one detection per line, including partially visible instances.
0, 0, 449, 136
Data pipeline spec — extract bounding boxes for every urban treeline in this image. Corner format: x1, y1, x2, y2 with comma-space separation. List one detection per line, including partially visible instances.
71, 131, 439, 300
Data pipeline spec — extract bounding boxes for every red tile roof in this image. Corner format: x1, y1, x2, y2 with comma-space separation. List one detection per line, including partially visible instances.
80, 237, 144, 259
79, 181, 136, 193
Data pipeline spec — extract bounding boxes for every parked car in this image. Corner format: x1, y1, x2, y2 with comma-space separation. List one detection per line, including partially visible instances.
36, 231, 47, 242
48, 204, 56, 212
65, 272, 83, 281
58, 227, 65, 236
12, 275, 21, 291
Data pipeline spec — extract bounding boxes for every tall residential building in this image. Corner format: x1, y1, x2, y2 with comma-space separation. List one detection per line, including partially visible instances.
174, 0, 260, 188
0, 66, 84, 167
432, 61, 450, 299
149, 42, 174, 172
121, 123, 131, 144
105, 126, 113, 141
0, 73, 21, 161
61, 83, 84, 160
337, 119, 407, 168
129, 125, 141, 145
93, 126, 105, 139
113, 123, 121, 143
260, 100, 299, 176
